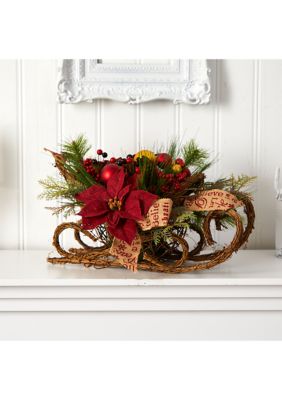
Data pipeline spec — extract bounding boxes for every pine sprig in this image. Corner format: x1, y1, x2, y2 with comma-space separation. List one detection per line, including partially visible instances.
228, 174, 256, 193
182, 139, 211, 169
204, 174, 256, 200
165, 138, 213, 173
175, 211, 194, 224
46, 202, 80, 218
39, 176, 85, 217
203, 177, 231, 191
153, 211, 203, 245
137, 156, 157, 191
167, 140, 180, 159
39, 176, 86, 201
62, 134, 91, 160
61, 135, 95, 187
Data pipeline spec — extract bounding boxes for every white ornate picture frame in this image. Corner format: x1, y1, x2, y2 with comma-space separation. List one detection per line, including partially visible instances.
58, 59, 210, 105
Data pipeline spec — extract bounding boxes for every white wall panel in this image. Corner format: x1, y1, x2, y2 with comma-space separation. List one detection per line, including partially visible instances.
60, 100, 99, 247
0, 61, 19, 249
217, 60, 255, 176
21, 60, 58, 249
181, 60, 217, 181
256, 60, 282, 248
0, 59, 280, 249
61, 102, 98, 148
101, 101, 137, 157
216, 60, 256, 247
141, 101, 175, 150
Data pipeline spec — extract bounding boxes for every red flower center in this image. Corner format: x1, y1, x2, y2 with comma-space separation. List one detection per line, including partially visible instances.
108, 197, 122, 211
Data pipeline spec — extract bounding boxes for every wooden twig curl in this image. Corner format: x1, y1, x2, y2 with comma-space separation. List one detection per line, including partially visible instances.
48, 198, 254, 273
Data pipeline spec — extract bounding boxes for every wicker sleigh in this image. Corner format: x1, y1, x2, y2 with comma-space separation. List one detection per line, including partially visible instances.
48, 196, 255, 274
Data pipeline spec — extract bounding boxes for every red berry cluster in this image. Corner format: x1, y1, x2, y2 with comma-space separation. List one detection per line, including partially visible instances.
83, 149, 192, 195
157, 170, 174, 180
83, 158, 101, 181
83, 149, 140, 183
156, 155, 191, 194
177, 168, 191, 181
175, 158, 185, 167
83, 158, 96, 176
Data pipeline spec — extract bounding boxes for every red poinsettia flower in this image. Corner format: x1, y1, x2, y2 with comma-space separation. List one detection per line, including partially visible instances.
76, 169, 158, 244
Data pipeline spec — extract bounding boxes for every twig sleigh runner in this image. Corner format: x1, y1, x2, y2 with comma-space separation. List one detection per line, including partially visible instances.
41, 135, 255, 273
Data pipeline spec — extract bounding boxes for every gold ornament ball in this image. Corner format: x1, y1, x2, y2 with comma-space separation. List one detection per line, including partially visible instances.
134, 150, 156, 161
172, 164, 182, 173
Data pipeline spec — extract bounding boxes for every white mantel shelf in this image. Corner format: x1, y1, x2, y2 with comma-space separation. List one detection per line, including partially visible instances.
1, 250, 282, 340
1, 249, 282, 286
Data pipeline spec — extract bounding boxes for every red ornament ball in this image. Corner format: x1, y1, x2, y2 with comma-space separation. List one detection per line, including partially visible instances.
156, 153, 172, 166
97, 149, 103, 155
101, 164, 120, 182
110, 157, 116, 163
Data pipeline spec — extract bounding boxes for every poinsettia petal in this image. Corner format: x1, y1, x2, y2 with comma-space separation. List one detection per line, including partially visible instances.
108, 218, 137, 245
118, 184, 131, 202
107, 210, 120, 227
76, 185, 109, 204
125, 173, 137, 189
135, 190, 158, 215
78, 200, 108, 217
120, 191, 143, 220
107, 169, 125, 198
81, 214, 107, 230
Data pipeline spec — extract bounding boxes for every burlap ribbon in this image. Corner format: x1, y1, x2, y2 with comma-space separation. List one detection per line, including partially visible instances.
110, 190, 242, 272
138, 198, 172, 231
184, 189, 243, 211
110, 235, 142, 272
110, 199, 173, 271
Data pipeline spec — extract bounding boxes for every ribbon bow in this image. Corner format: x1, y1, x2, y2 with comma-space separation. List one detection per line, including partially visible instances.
110, 198, 173, 271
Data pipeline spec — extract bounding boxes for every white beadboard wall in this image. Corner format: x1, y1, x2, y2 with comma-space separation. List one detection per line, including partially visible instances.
0, 59, 281, 250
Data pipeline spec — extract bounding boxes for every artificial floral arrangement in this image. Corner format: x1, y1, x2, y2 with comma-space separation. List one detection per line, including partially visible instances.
40, 135, 255, 273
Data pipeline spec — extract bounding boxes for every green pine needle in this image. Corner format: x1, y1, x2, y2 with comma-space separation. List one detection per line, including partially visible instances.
153, 211, 204, 245
61, 135, 95, 186
228, 174, 256, 193
62, 134, 91, 160
39, 176, 86, 201
167, 140, 180, 159
165, 138, 213, 173
46, 202, 80, 218
182, 139, 210, 168
204, 174, 256, 200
